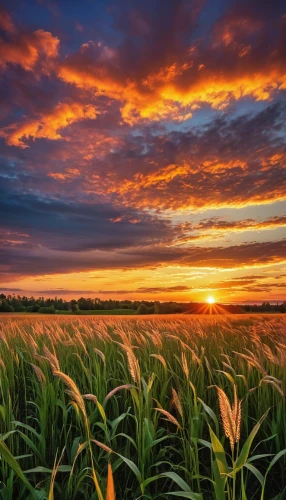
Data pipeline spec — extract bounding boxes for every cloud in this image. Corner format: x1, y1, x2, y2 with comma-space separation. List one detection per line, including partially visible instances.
35, 288, 97, 295
1, 238, 285, 283
175, 215, 286, 244
56, 2, 286, 123
0, 10, 59, 72
0, 287, 25, 292
0, 9, 16, 34
34, 285, 191, 295
192, 216, 286, 232
1, 102, 97, 148
0, 184, 177, 252
35, 101, 282, 213
137, 285, 190, 293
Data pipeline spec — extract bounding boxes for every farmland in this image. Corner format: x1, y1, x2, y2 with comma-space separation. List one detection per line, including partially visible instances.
0, 315, 285, 499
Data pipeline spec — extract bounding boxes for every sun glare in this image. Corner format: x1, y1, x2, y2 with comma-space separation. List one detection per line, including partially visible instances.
207, 296, 215, 304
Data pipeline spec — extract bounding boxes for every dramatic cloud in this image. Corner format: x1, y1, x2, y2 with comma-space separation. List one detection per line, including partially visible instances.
98, 104, 286, 211
0, 183, 179, 252
57, 1, 286, 123
0, 9, 59, 72
1, 239, 285, 283
1, 102, 97, 148
175, 216, 286, 244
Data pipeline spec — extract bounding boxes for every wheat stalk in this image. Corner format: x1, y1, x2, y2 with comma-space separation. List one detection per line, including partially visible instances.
154, 407, 182, 429
172, 388, 183, 418
215, 384, 242, 452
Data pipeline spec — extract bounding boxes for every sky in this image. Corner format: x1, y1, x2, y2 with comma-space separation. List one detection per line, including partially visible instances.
0, 0, 286, 304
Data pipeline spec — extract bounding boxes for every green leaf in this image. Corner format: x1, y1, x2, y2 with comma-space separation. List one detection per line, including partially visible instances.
159, 472, 193, 492
14, 454, 33, 460
57, 465, 72, 473
110, 409, 131, 433
24, 466, 71, 474
144, 418, 154, 448
70, 436, 81, 463
17, 431, 42, 459
114, 432, 137, 451
27, 489, 48, 500
243, 463, 264, 486
247, 454, 274, 463
234, 409, 269, 474
167, 492, 202, 499
140, 472, 201, 498
25, 467, 53, 474
0, 430, 17, 441
212, 459, 226, 500
116, 453, 142, 483
11, 421, 44, 445
0, 440, 34, 493
196, 438, 212, 450
198, 399, 219, 435
252, 434, 277, 453
145, 435, 170, 450
208, 426, 228, 477
266, 449, 286, 474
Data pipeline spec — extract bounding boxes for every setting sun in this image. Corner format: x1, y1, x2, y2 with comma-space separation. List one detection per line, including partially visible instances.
207, 296, 215, 304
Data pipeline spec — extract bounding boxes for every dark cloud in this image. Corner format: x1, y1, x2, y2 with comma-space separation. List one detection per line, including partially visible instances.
0, 182, 177, 252
189, 216, 286, 233
0, 287, 25, 292
1, 239, 285, 282
1, 101, 285, 213
35, 288, 97, 295
137, 285, 190, 293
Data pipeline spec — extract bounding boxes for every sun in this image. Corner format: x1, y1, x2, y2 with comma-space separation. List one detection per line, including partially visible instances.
207, 296, 215, 304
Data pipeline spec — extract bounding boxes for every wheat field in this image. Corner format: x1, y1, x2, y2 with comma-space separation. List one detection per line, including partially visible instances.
0, 315, 285, 499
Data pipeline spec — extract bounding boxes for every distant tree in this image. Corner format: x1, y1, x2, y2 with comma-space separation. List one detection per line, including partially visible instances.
137, 303, 149, 315
38, 305, 55, 314
15, 305, 26, 312
70, 300, 78, 312
153, 304, 160, 314
0, 299, 14, 312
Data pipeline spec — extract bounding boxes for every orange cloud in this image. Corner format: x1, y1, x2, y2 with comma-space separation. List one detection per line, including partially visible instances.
85, 148, 285, 211
48, 168, 80, 181
0, 19, 59, 72
58, 56, 192, 124
57, 11, 286, 124
113, 163, 191, 194
174, 216, 286, 245
1, 102, 97, 148
59, 57, 286, 124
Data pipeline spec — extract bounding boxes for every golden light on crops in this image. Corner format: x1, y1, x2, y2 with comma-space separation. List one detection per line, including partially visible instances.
207, 296, 215, 304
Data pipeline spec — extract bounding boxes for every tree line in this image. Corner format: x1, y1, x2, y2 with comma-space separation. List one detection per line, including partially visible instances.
242, 302, 286, 313
0, 294, 285, 314
0, 294, 183, 314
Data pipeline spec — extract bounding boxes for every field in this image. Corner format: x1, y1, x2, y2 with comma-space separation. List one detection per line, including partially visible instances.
0, 315, 285, 499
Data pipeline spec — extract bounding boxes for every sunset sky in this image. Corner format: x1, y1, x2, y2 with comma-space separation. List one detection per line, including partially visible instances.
0, 0, 286, 303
